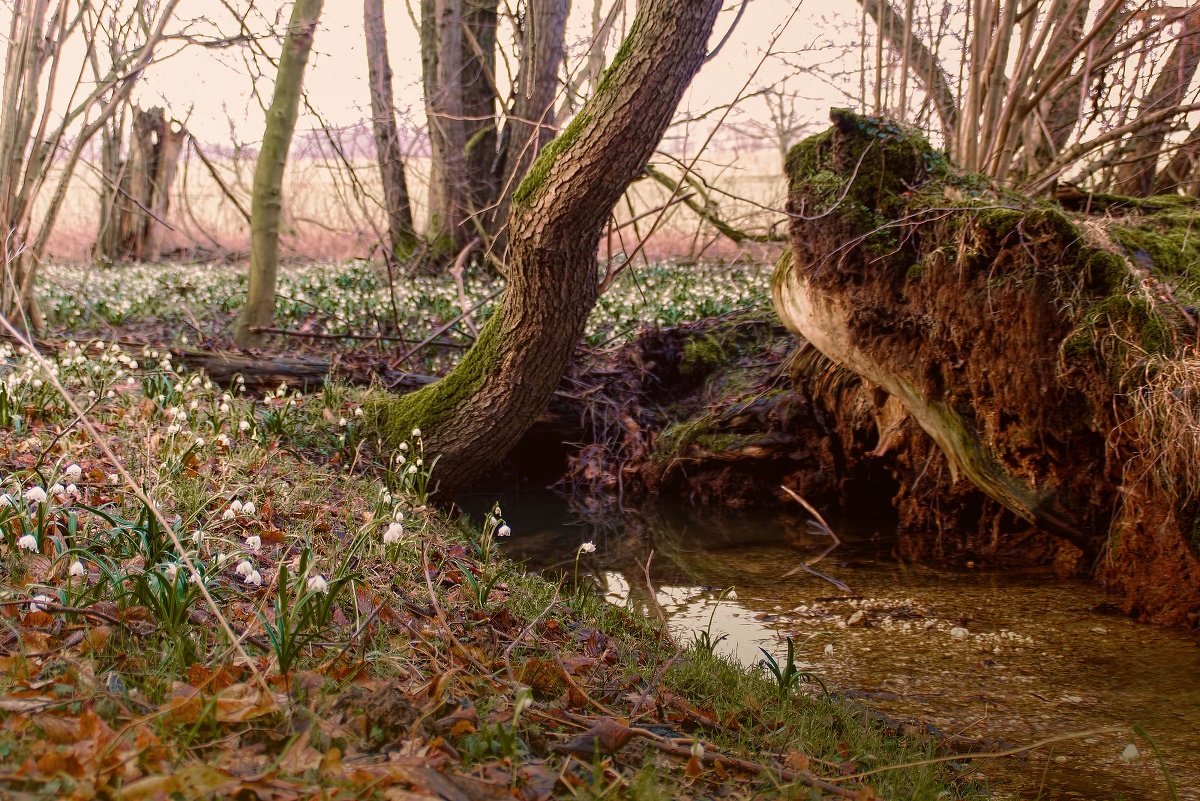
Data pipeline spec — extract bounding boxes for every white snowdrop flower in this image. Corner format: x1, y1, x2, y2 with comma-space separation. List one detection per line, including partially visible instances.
416, 458, 424, 467
69, 560, 86, 577
576, 540, 593, 552
192, 530, 205, 546
24, 486, 47, 503
64, 464, 83, 480
230, 500, 244, 513
405, 464, 418, 475
338, 417, 347, 427
244, 535, 261, 551
219, 403, 230, 414
306, 574, 329, 594
242, 501, 256, 516
411, 428, 421, 438
216, 434, 230, 447
354, 407, 363, 417
86, 390, 97, 399
383, 522, 404, 544
163, 563, 179, 581
166, 424, 180, 436
398, 442, 409, 453
108, 474, 120, 484
235, 559, 254, 577
222, 507, 236, 521
238, 420, 251, 432
244, 569, 263, 586
17, 534, 38, 552
1121, 744, 1140, 763
824, 643, 835, 655
128, 360, 138, 370
66, 484, 79, 498
106, 390, 115, 399
393, 508, 404, 521
193, 437, 205, 448
497, 524, 512, 538
50, 483, 65, 497
28, 594, 53, 614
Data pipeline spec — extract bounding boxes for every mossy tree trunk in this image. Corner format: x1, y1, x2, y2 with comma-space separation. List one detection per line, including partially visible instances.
370, 0, 722, 494
234, 0, 323, 349
364, 0, 419, 263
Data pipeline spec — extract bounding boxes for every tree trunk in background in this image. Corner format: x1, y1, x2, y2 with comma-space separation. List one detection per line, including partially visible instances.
369, 0, 722, 495
94, 107, 185, 264
1113, 9, 1200, 196
364, 0, 420, 262
233, 0, 323, 349
1153, 122, 1200, 195
421, 0, 471, 257
485, 0, 569, 259
461, 0, 500, 225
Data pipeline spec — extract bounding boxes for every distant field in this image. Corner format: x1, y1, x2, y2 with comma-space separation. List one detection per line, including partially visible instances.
42, 148, 787, 265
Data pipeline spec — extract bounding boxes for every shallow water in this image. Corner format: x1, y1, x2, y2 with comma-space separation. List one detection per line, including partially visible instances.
486, 495, 1200, 800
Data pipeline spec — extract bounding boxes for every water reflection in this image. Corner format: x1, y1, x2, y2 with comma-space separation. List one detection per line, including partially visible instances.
472, 492, 1199, 800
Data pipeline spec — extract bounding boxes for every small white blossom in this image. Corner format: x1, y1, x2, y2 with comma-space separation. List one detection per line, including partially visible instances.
398, 442, 409, 453
411, 428, 421, 438
497, 524, 512, 538
230, 499, 244, 513
306, 574, 329, 594
65, 484, 80, 498
17, 534, 38, 552
28, 594, 53, 614
64, 464, 83, 480
163, 563, 179, 581
193, 437, 205, 448
238, 420, 251, 432
383, 521, 404, 544
24, 486, 47, 503
69, 560, 86, 577
244, 535, 261, 552
166, 424, 180, 435
49, 483, 65, 497
242, 501, 256, 516
235, 559, 254, 577
244, 569, 262, 586
1121, 744, 1140, 763
577, 540, 594, 553
192, 530, 205, 546
222, 508, 236, 521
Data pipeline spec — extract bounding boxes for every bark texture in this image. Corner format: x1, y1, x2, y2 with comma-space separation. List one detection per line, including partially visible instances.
369, 0, 722, 494
364, 0, 419, 262
773, 110, 1200, 625
234, 0, 324, 348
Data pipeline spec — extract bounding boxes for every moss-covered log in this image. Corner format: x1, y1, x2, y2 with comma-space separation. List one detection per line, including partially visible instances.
774, 109, 1200, 626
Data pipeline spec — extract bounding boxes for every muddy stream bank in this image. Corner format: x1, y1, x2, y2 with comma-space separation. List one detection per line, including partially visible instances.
466, 493, 1199, 800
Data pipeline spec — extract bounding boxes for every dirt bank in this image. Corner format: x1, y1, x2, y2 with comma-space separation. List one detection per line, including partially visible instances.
773, 110, 1200, 627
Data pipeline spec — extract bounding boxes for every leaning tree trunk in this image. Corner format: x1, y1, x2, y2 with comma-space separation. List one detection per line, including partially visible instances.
485, 0, 569, 259
234, 0, 324, 349
364, 0, 419, 263
369, 0, 722, 494
773, 109, 1200, 625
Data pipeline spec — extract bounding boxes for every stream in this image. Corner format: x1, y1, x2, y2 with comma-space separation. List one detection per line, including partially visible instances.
477, 492, 1199, 801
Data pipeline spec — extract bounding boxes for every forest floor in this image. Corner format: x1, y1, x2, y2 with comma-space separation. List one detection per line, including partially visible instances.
0, 260, 983, 800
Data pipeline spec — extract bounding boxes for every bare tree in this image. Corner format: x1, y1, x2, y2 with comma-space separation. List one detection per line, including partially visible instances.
369, 0, 722, 493
0, 0, 182, 331
364, 0, 420, 263
858, 0, 1200, 195
234, 0, 324, 348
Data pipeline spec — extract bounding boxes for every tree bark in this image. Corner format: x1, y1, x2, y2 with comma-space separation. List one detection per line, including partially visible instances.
421, 0, 471, 257
370, 0, 722, 495
364, 0, 419, 263
234, 0, 324, 349
1112, 8, 1200, 196
1153, 122, 1200, 195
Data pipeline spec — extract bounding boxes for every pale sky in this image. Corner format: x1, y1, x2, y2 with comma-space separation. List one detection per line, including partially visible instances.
125, 0, 863, 149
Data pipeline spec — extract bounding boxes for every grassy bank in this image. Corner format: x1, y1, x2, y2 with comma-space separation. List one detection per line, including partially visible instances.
0, 335, 980, 799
